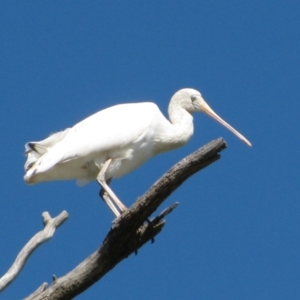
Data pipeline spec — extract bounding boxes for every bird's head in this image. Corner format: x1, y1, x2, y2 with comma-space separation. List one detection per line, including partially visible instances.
171, 88, 252, 147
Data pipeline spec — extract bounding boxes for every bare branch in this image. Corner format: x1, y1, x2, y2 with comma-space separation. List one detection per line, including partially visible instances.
0, 211, 69, 292
28, 138, 226, 300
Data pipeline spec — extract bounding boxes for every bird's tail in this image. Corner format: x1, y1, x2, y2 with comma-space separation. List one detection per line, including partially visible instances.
24, 142, 46, 183
24, 142, 45, 170
24, 129, 72, 184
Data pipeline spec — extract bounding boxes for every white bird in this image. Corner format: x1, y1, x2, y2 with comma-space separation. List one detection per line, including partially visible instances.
24, 88, 251, 217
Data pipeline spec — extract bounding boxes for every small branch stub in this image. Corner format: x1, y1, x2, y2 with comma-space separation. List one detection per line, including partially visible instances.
23, 282, 48, 300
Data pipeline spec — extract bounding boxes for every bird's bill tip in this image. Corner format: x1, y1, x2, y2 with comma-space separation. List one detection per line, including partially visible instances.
199, 100, 252, 147
241, 137, 252, 147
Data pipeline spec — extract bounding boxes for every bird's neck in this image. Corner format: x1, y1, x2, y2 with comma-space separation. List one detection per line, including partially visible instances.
154, 105, 194, 154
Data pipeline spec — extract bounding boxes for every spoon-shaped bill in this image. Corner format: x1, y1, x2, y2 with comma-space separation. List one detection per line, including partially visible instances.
200, 100, 252, 147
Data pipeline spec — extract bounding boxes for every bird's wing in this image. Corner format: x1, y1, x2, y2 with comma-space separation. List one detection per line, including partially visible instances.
24, 128, 71, 171
32, 102, 162, 173
25, 128, 71, 154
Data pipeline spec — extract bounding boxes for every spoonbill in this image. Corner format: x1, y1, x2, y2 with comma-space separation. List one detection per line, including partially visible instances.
24, 88, 251, 217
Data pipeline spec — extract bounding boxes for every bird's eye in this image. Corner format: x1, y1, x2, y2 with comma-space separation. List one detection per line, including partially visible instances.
191, 95, 197, 102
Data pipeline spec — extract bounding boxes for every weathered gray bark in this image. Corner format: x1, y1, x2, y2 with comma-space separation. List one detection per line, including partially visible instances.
0, 212, 68, 292
24, 138, 226, 299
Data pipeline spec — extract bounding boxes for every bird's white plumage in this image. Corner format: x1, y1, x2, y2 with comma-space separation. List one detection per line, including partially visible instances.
24, 88, 251, 216
24, 100, 191, 184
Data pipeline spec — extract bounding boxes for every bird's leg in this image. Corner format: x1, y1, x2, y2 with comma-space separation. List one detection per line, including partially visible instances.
97, 159, 127, 217
99, 177, 111, 201
99, 188, 120, 217
98, 178, 120, 217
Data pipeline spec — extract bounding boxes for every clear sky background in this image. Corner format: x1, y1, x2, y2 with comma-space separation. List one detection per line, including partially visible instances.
0, 1, 299, 299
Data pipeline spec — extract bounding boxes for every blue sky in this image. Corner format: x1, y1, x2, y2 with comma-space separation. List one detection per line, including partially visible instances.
0, 1, 299, 299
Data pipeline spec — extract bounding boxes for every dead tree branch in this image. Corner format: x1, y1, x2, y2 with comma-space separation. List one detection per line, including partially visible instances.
0, 211, 68, 292
24, 138, 226, 300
